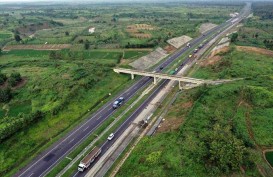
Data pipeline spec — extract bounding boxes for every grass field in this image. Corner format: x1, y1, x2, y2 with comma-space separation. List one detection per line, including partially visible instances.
116, 46, 273, 177
0, 1, 247, 176
0, 45, 152, 176
1, 2, 242, 47
235, 2, 273, 50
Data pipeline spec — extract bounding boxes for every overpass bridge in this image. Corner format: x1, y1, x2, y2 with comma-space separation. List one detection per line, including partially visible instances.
113, 68, 240, 89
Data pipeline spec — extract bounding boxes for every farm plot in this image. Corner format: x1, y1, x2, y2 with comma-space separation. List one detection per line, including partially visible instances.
3, 44, 71, 51
126, 24, 155, 39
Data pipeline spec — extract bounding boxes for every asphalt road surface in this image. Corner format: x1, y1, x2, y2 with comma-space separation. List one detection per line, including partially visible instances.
15, 4, 251, 177
73, 4, 251, 177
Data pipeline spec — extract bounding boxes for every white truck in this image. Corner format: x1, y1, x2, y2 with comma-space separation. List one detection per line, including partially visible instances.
78, 146, 101, 172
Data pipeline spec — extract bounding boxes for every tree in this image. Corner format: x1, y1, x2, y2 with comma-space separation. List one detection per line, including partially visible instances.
65, 31, 69, 36
0, 88, 12, 102
84, 41, 90, 50
203, 123, 246, 175
49, 51, 57, 59
8, 72, 22, 87
14, 34, 21, 42
10, 72, 22, 82
230, 33, 238, 43
0, 73, 7, 85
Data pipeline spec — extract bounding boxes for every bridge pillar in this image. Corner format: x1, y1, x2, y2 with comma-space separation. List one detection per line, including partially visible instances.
131, 74, 134, 80
179, 81, 182, 90
153, 77, 157, 84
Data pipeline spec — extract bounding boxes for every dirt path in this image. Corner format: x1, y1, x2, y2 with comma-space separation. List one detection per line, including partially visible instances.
236, 46, 273, 57
239, 100, 273, 176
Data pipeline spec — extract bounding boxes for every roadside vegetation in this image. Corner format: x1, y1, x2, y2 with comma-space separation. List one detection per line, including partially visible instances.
0, 1, 245, 176
115, 4, 273, 174
116, 44, 273, 177
0, 49, 150, 176
235, 2, 273, 50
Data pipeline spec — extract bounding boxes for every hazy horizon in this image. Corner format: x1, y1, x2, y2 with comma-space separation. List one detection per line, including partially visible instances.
1, 0, 273, 3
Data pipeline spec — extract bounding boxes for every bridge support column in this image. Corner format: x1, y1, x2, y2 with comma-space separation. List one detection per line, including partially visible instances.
153, 77, 157, 84
179, 81, 182, 90
131, 74, 134, 80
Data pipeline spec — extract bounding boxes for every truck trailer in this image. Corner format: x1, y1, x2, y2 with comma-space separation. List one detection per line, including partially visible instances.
78, 146, 101, 172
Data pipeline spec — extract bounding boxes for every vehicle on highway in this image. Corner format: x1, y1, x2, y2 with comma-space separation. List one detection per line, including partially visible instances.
186, 42, 191, 48
194, 49, 198, 53
160, 66, 164, 70
189, 54, 192, 58
198, 44, 203, 49
107, 133, 115, 140
78, 146, 101, 172
113, 97, 124, 109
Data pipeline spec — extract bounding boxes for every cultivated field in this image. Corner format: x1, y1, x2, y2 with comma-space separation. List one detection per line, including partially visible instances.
0, 1, 245, 176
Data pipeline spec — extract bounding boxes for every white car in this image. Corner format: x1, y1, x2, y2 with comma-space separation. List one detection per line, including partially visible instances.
107, 133, 114, 141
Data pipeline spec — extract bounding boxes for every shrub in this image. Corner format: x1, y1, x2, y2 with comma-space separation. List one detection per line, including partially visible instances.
0, 87, 12, 102
14, 34, 21, 42
0, 73, 7, 85
8, 72, 22, 87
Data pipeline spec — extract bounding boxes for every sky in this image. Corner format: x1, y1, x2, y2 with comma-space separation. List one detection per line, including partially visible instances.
0, 0, 272, 3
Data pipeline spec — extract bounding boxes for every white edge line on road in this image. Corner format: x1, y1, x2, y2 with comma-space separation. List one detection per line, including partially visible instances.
37, 79, 150, 177
18, 9, 249, 176
69, 139, 75, 144
72, 171, 79, 177
17, 77, 146, 177
83, 126, 89, 132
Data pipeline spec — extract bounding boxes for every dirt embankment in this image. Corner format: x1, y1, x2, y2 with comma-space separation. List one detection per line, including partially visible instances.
236, 46, 273, 57
198, 45, 230, 67
157, 101, 193, 133
164, 45, 176, 54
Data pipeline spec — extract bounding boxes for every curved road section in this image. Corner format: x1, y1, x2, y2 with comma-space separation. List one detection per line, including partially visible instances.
15, 3, 251, 177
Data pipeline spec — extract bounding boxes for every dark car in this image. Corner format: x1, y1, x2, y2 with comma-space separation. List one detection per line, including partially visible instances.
113, 97, 124, 109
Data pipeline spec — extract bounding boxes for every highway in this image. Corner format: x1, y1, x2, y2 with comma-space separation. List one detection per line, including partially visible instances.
14, 3, 251, 177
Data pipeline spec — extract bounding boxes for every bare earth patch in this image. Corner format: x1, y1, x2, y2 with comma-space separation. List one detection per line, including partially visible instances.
181, 101, 193, 109
12, 78, 27, 90
157, 101, 193, 133
199, 55, 222, 67
236, 46, 273, 57
157, 117, 184, 133
164, 45, 176, 53
3, 44, 71, 51
210, 46, 230, 57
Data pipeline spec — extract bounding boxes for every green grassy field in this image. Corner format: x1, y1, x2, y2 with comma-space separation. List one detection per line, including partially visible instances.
0, 45, 151, 176
116, 47, 273, 177
0, 2, 242, 47
0, 1, 247, 176
235, 2, 273, 50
